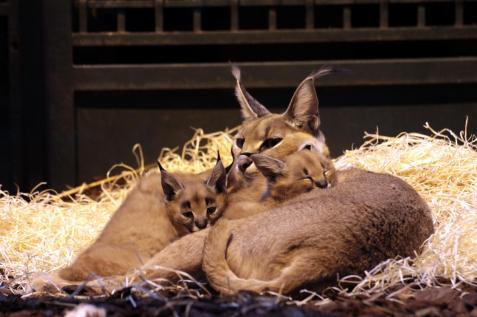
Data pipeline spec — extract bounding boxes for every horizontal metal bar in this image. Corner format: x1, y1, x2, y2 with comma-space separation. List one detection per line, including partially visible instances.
0, 2, 9, 16
73, 27, 477, 46
74, 57, 477, 91
84, 0, 473, 9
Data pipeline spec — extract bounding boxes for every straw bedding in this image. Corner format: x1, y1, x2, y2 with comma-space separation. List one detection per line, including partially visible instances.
0, 124, 476, 300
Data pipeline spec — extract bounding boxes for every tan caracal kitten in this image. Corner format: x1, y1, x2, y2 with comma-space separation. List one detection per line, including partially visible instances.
203, 168, 434, 295
223, 149, 336, 219
130, 149, 336, 282
33, 156, 226, 290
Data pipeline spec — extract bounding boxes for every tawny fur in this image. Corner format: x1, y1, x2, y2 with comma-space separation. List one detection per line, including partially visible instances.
32, 161, 226, 291
115, 67, 338, 283
202, 168, 434, 295
132, 150, 336, 282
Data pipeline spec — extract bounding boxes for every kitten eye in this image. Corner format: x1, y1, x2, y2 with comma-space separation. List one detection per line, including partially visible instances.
207, 207, 216, 216
181, 201, 191, 209
236, 138, 245, 149
182, 211, 194, 219
260, 138, 282, 151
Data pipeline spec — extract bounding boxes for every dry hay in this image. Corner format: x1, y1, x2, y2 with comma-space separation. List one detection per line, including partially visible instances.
0, 123, 476, 301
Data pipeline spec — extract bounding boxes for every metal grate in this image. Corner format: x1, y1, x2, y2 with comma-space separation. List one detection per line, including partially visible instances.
73, 0, 477, 46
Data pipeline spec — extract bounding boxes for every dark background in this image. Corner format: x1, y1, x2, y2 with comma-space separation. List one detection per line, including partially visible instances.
1, 0, 477, 192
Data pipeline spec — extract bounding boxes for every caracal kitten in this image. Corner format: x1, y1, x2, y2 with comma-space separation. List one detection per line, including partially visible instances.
32, 156, 226, 291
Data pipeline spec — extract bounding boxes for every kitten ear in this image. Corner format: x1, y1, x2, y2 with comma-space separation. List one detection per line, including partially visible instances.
157, 161, 183, 201
206, 152, 227, 193
283, 66, 332, 134
231, 65, 270, 119
251, 154, 286, 181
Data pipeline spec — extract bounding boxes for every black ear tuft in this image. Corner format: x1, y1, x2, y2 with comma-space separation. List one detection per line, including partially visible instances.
283, 66, 333, 134
159, 165, 183, 201
157, 160, 166, 171
251, 154, 286, 182
231, 64, 271, 119
207, 154, 227, 193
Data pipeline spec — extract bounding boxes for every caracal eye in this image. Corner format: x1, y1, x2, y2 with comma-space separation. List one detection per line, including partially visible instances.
260, 138, 283, 151
236, 138, 245, 148
182, 211, 194, 219
207, 207, 216, 216
181, 201, 191, 209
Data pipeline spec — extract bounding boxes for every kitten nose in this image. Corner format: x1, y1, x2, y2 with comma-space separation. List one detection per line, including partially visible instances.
315, 179, 328, 188
237, 155, 253, 172
195, 219, 208, 229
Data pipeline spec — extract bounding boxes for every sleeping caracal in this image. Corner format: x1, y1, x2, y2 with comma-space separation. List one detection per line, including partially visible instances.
203, 168, 434, 295
33, 156, 227, 291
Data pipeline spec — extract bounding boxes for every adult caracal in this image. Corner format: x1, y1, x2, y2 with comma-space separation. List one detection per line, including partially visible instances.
230, 66, 332, 174
48, 156, 227, 284
203, 168, 434, 295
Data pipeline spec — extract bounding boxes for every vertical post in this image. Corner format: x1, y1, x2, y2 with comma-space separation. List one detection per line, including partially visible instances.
455, 0, 463, 27
41, 0, 76, 190
230, 0, 239, 31
305, 0, 314, 30
379, 0, 388, 29
343, 6, 351, 29
193, 8, 201, 32
154, 0, 163, 32
79, 0, 88, 32
268, 7, 277, 30
117, 9, 126, 32
417, 4, 426, 27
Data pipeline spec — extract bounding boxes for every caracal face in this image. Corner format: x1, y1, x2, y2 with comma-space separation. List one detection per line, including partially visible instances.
159, 156, 227, 233
251, 149, 337, 202
230, 66, 332, 175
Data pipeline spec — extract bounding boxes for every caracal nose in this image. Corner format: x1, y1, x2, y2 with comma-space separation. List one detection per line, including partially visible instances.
237, 155, 253, 172
315, 179, 328, 188
195, 218, 208, 229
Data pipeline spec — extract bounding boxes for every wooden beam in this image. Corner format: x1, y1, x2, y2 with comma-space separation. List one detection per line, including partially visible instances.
73, 27, 477, 46
74, 57, 477, 91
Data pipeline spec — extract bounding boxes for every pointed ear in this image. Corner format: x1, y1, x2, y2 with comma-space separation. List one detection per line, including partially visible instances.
283, 66, 332, 134
206, 153, 227, 193
251, 154, 286, 182
158, 161, 183, 201
231, 65, 271, 120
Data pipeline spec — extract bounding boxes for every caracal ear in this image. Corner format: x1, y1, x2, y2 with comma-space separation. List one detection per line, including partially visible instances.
157, 161, 184, 201
251, 154, 286, 181
206, 152, 227, 193
283, 66, 332, 134
231, 65, 271, 119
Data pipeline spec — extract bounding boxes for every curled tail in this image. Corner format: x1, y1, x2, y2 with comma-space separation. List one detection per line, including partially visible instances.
202, 219, 238, 294
203, 220, 279, 295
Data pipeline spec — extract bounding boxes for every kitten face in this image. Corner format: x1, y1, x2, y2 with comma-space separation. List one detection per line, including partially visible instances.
159, 156, 227, 233
251, 149, 336, 202
166, 183, 226, 232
